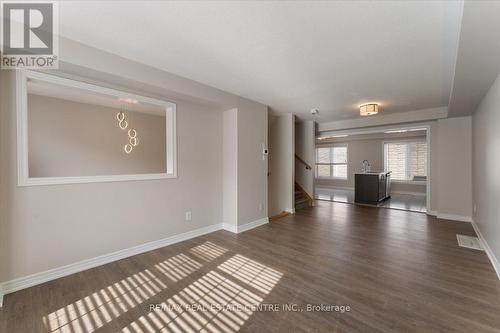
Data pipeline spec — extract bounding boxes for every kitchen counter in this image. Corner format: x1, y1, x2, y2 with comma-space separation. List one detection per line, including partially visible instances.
354, 171, 388, 175
354, 171, 392, 205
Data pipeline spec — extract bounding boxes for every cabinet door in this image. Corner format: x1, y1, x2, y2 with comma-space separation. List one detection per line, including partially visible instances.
379, 174, 386, 200
355, 174, 379, 204
386, 174, 391, 197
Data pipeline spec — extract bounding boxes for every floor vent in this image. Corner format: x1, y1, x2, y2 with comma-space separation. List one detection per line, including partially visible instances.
456, 234, 483, 251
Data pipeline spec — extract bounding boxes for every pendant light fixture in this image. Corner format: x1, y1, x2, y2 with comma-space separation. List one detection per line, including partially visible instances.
116, 110, 140, 154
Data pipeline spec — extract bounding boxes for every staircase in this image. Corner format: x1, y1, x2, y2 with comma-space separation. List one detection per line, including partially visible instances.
295, 182, 313, 210
294, 154, 314, 211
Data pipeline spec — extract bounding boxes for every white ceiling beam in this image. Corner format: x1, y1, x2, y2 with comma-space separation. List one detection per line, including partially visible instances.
318, 107, 447, 132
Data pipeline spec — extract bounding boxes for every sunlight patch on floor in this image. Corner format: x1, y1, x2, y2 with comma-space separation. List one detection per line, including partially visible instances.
189, 242, 228, 262
155, 253, 203, 282
218, 254, 283, 294
42, 242, 283, 333
43, 268, 167, 332
121, 270, 266, 333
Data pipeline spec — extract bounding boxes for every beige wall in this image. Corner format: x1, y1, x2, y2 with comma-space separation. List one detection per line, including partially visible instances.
0, 38, 269, 284
237, 107, 268, 225
222, 107, 269, 227
268, 113, 295, 216
436, 116, 472, 218
295, 120, 315, 196
28, 94, 166, 177
0, 70, 8, 285
222, 109, 238, 227
0, 70, 223, 282
472, 74, 500, 269
429, 121, 439, 213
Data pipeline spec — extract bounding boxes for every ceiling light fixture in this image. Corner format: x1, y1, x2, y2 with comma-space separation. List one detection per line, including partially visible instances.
359, 103, 379, 116
116, 112, 140, 154
116, 111, 128, 130
128, 128, 139, 147
124, 144, 133, 154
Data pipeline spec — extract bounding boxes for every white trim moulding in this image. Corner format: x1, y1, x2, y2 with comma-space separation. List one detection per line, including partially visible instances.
16, 70, 178, 186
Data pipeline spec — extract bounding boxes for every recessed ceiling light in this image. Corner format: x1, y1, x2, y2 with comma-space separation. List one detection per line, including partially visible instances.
119, 97, 139, 104
359, 103, 379, 116
384, 130, 407, 134
317, 134, 348, 140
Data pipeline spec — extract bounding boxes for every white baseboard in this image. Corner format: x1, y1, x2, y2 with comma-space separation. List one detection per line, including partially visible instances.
238, 217, 269, 233
391, 190, 426, 196
285, 208, 295, 214
471, 221, 500, 280
426, 211, 472, 223
222, 217, 269, 234
0, 223, 222, 302
221, 223, 238, 233
436, 213, 472, 223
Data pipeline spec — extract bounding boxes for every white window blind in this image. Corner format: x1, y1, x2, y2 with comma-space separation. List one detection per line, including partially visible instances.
384, 141, 427, 181
316, 145, 348, 179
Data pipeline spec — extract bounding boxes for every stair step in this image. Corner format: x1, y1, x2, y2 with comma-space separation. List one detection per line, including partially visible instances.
294, 182, 313, 210
295, 198, 309, 204
295, 201, 310, 210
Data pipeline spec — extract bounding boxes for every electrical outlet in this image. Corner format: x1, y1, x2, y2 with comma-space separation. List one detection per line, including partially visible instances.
185, 211, 192, 221
258, 203, 263, 211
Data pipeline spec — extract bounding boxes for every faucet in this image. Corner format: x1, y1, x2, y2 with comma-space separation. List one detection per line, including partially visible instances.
362, 160, 371, 173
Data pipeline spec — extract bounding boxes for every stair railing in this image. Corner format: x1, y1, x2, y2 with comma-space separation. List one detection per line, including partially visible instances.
295, 154, 312, 170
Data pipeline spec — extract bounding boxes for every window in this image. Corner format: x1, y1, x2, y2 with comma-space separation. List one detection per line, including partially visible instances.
315, 145, 348, 179
384, 141, 427, 181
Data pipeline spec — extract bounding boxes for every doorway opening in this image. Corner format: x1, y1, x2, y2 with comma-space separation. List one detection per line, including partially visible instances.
314, 125, 430, 213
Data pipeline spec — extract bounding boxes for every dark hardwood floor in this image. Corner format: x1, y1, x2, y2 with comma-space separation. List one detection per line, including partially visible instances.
1, 201, 500, 332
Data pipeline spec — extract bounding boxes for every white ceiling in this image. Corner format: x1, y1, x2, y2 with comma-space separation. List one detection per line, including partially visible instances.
448, 1, 500, 117
58, 1, 463, 122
